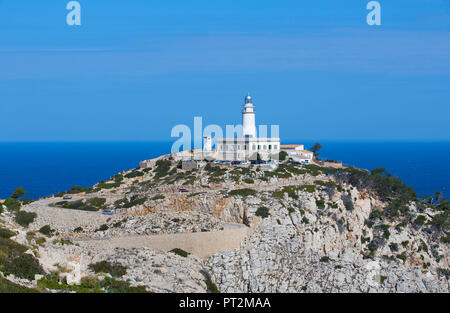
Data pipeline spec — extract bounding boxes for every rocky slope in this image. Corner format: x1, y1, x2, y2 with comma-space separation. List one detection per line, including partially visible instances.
0, 154, 448, 293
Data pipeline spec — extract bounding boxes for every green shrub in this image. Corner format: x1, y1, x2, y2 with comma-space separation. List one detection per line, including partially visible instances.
4, 253, 45, 280
228, 188, 257, 197
99, 277, 148, 293
437, 268, 450, 278
299, 185, 315, 193
53, 198, 106, 212
3, 198, 21, 212
113, 174, 124, 183
124, 171, 144, 179
316, 199, 325, 210
344, 200, 354, 211
88, 261, 127, 277
38, 225, 54, 236
396, 253, 407, 262
73, 227, 83, 233
243, 178, 254, 184
114, 196, 147, 208
151, 195, 165, 201
414, 215, 427, 225
200, 270, 220, 293
0, 276, 39, 293
15, 211, 37, 227
255, 207, 270, 218
169, 248, 189, 257
320, 256, 331, 262
154, 160, 172, 178
0, 228, 16, 239
11, 187, 26, 199
96, 224, 109, 232
279, 151, 288, 161
97, 181, 121, 190
389, 243, 399, 252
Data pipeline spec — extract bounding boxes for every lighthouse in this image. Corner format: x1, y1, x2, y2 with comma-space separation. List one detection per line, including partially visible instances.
212, 94, 280, 161
242, 93, 257, 138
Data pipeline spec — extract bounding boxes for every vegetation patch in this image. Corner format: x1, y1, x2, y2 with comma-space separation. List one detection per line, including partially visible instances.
52, 197, 106, 212
154, 159, 172, 178
255, 207, 270, 218
4, 253, 45, 280
0, 228, 16, 239
15, 211, 37, 227
88, 261, 127, 277
124, 170, 144, 179
228, 188, 257, 197
200, 269, 220, 293
114, 196, 148, 208
169, 248, 189, 258
0, 276, 39, 293
38, 225, 54, 237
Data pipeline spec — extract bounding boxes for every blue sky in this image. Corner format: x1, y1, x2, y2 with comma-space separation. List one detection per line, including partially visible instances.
0, 0, 449, 141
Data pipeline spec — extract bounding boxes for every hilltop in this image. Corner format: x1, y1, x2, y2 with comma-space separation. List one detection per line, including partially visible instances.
0, 154, 448, 293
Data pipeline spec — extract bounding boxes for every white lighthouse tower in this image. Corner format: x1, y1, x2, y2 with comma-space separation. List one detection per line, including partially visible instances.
242, 93, 257, 138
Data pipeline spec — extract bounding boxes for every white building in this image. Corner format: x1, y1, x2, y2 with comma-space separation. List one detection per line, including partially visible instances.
214, 94, 280, 161
280, 144, 314, 164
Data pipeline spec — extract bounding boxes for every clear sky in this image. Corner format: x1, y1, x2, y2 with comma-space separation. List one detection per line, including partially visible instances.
0, 0, 449, 141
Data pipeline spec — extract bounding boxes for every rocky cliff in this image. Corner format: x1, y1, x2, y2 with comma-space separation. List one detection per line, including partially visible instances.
0, 155, 448, 293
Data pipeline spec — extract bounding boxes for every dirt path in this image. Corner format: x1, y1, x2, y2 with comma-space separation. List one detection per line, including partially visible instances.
79, 224, 250, 259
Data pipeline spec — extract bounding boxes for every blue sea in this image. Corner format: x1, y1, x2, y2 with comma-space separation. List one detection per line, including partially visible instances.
0, 141, 449, 199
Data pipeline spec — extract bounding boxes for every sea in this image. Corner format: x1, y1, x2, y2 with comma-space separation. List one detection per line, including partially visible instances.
0, 141, 449, 200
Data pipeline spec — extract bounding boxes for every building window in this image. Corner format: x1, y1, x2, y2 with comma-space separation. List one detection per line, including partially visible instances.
269, 145, 272, 149
263, 145, 267, 150
274, 145, 278, 149
257, 145, 261, 150
253, 145, 256, 150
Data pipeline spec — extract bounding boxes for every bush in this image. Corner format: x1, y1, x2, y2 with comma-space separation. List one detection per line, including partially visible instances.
299, 185, 315, 193
169, 248, 189, 257
154, 160, 172, 178
437, 268, 450, 278
114, 196, 147, 208
96, 224, 109, 232
344, 200, 354, 211
0, 276, 39, 293
316, 199, 325, 210
4, 253, 45, 280
124, 171, 144, 179
14, 211, 37, 227
53, 197, 106, 212
255, 207, 270, 218
228, 188, 257, 197
11, 187, 26, 199
396, 253, 407, 262
414, 215, 427, 226
3, 198, 21, 212
38, 225, 54, 236
243, 178, 254, 184
73, 226, 83, 233
0, 228, 16, 239
99, 277, 148, 293
320, 256, 331, 262
279, 151, 288, 161
88, 261, 127, 277
200, 270, 220, 293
